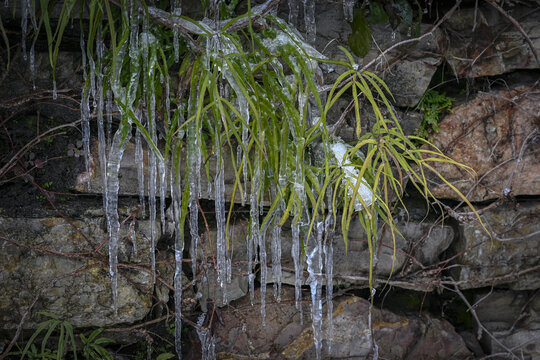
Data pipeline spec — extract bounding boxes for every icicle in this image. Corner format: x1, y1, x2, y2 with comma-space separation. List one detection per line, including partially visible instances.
89, 57, 97, 108
215, 140, 227, 305
324, 205, 334, 353
173, 0, 182, 63
173, 161, 184, 358
135, 128, 146, 217
288, 0, 300, 26
148, 150, 157, 285
259, 220, 268, 326
106, 90, 113, 148
94, 29, 108, 217
159, 158, 167, 233
343, 0, 356, 22
81, 86, 91, 190
21, 0, 28, 61
106, 122, 132, 315
292, 220, 303, 323
196, 314, 216, 360
248, 155, 261, 306
303, 0, 316, 43
29, 42, 35, 90
307, 221, 323, 360
187, 96, 200, 287
96, 41, 108, 218
271, 187, 283, 302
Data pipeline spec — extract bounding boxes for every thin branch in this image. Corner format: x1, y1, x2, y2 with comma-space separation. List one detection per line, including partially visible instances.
144, 0, 281, 36
360, 0, 462, 72
484, 0, 540, 67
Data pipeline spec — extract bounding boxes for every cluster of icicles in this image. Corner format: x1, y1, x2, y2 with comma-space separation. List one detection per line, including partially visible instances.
12, 0, 365, 358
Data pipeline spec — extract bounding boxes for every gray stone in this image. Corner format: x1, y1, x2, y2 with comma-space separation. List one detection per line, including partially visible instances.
444, 5, 540, 78
456, 201, 540, 290
0, 212, 158, 329
269, 217, 453, 288
474, 290, 540, 359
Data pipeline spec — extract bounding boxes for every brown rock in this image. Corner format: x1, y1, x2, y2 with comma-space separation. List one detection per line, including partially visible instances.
425, 86, 540, 202
210, 287, 471, 359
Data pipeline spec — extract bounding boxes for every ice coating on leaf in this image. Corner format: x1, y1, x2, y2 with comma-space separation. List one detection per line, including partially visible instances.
303, 0, 316, 43
106, 90, 113, 148
307, 221, 324, 360
343, 0, 356, 22
261, 19, 326, 75
135, 128, 146, 217
159, 158, 167, 234
331, 142, 373, 210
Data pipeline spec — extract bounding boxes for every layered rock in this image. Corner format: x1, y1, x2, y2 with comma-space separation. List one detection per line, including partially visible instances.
209, 287, 472, 359
426, 85, 540, 201
0, 211, 157, 329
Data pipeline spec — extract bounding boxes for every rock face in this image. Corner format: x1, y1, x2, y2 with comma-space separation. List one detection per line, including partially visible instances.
456, 201, 540, 290
474, 290, 540, 360
0, 212, 156, 329
210, 287, 472, 359
444, 5, 540, 78
426, 85, 540, 201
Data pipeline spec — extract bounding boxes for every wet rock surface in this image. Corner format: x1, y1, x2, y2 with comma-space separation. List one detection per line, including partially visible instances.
426, 85, 540, 202
0, 213, 157, 329
209, 287, 472, 360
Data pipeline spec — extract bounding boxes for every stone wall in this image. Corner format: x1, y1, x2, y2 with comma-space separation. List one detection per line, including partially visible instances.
1, 1, 539, 359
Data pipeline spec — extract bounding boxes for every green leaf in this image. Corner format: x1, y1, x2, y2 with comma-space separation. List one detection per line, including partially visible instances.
369, 2, 388, 25
348, 10, 372, 57
156, 353, 176, 360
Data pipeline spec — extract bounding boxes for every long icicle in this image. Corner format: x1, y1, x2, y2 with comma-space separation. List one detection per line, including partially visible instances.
106, 121, 132, 315
307, 221, 324, 360
215, 131, 227, 305
324, 189, 335, 353
173, 158, 184, 358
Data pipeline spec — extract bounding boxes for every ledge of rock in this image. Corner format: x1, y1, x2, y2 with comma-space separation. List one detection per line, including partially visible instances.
207, 287, 471, 360
455, 201, 540, 290
425, 85, 540, 202
444, 5, 540, 78
0, 213, 157, 329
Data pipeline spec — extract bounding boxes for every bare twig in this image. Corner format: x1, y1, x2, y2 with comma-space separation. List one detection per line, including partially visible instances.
360, 0, 462, 73
484, 0, 540, 67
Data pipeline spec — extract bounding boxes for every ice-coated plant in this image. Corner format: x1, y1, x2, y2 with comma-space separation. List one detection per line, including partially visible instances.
5, 0, 485, 358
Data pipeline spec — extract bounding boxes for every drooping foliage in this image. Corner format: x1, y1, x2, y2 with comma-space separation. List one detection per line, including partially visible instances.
5, 0, 485, 358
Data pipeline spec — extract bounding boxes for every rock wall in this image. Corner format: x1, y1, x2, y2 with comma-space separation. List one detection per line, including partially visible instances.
1, 1, 540, 359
